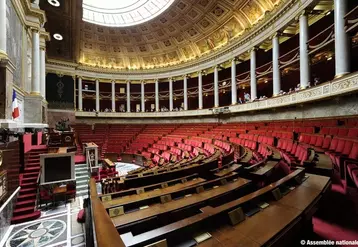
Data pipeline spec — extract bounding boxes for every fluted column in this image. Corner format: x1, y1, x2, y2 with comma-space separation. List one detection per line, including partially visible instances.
31, 29, 40, 95
0, 0, 6, 55
214, 66, 219, 107
231, 59, 237, 105
334, 0, 350, 77
40, 48, 46, 98
111, 80, 116, 112
299, 13, 310, 89
95, 79, 99, 112
272, 34, 281, 96
126, 81, 131, 112
250, 48, 257, 100
198, 71, 203, 109
169, 78, 173, 111
141, 81, 145, 112
183, 75, 188, 110
155, 80, 159, 112
78, 77, 83, 111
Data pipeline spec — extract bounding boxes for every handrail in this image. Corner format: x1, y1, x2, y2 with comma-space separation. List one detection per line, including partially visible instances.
89, 178, 125, 247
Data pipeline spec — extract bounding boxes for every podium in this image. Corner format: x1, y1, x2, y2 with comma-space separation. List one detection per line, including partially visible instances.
84, 142, 99, 172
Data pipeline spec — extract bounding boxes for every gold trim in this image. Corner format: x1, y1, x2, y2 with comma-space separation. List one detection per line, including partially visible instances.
30, 92, 41, 96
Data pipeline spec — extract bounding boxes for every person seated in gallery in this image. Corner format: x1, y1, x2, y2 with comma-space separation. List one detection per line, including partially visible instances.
278, 90, 286, 96
179, 106, 184, 111
288, 88, 294, 94
295, 84, 301, 92
244, 92, 251, 102
238, 97, 243, 104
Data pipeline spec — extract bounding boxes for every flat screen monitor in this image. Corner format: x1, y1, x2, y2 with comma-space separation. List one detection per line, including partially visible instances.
44, 156, 71, 183
40, 153, 75, 184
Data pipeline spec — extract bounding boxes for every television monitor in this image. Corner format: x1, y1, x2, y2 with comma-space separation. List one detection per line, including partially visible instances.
40, 152, 75, 184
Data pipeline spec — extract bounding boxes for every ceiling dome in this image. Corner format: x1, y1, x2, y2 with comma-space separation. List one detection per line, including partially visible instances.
82, 0, 176, 27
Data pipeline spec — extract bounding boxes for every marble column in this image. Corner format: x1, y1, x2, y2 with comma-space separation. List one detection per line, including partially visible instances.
78, 77, 83, 111
155, 79, 159, 112
250, 48, 257, 100
299, 13, 310, 89
231, 59, 237, 105
272, 34, 281, 96
334, 0, 350, 77
198, 71, 203, 109
169, 78, 173, 111
141, 81, 145, 112
126, 81, 131, 112
95, 79, 99, 112
0, 0, 6, 55
183, 75, 188, 110
111, 80, 116, 112
31, 29, 40, 95
40, 48, 46, 98
214, 66, 219, 107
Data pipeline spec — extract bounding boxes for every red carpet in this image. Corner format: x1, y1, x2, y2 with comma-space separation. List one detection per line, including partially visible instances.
11, 148, 47, 224
75, 154, 86, 164
300, 172, 358, 247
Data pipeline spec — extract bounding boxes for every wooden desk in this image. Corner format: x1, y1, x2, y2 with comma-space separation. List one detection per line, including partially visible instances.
240, 148, 253, 163
214, 164, 241, 177
112, 178, 251, 228
250, 161, 278, 176
86, 142, 98, 148
103, 158, 116, 168
53, 186, 67, 194
103, 177, 206, 209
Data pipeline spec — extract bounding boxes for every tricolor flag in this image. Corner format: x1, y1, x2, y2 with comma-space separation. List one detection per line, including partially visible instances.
12, 90, 19, 119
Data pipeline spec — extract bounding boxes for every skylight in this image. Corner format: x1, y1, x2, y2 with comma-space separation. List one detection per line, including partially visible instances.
82, 0, 175, 27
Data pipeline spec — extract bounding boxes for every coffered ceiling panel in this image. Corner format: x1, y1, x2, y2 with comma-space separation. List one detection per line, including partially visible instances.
41, 0, 283, 70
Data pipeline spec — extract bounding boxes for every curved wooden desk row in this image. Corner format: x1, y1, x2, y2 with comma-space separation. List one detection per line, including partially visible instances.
103, 172, 241, 214
120, 169, 331, 247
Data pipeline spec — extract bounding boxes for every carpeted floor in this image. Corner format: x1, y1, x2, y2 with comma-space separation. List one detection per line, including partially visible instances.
295, 172, 358, 247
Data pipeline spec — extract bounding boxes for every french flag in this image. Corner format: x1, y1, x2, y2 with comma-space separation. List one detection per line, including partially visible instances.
12, 90, 20, 119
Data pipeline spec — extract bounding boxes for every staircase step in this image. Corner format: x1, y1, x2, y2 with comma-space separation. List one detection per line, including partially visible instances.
16, 199, 36, 207
23, 172, 39, 178
25, 167, 40, 172
13, 206, 35, 215
20, 182, 37, 188
11, 210, 41, 224
18, 193, 37, 201
20, 187, 37, 193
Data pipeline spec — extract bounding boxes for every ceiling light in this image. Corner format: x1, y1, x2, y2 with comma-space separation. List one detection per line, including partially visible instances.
53, 33, 63, 40
327, 56, 332, 61
48, 0, 60, 7
265, 79, 268, 83
326, 11, 331, 16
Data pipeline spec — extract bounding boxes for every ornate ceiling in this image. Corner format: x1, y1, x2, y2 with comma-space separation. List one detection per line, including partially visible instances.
41, 0, 283, 71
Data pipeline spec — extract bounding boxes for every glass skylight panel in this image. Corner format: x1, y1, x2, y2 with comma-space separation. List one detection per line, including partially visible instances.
82, 0, 175, 27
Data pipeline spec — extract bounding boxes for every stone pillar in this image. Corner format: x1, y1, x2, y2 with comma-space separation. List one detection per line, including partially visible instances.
126, 80, 131, 112
0, 0, 6, 55
155, 79, 159, 112
169, 78, 173, 111
231, 59, 237, 104
272, 34, 281, 96
141, 80, 145, 112
299, 13, 310, 89
214, 66, 219, 107
111, 80, 116, 112
250, 48, 257, 100
95, 79, 99, 112
31, 29, 40, 95
40, 48, 46, 98
198, 71, 203, 110
334, 0, 350, 77
183, 75, 188, 110
78, 77, 83, 111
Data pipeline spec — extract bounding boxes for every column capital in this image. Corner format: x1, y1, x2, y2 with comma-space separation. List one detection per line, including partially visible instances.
30, 27, 40, 33
77, 75, 83, 79
270, 31, 282, 40
295, 10, 307, 21
111, 80, 116, 83
250, 47, 259, 53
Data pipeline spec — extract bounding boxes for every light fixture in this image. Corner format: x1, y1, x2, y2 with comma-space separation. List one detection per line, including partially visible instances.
326, 11, 331, 16
53, 33, 63, 40
48, 0, 60, 7
265, 79, 268, 83
327, 56, 332, 61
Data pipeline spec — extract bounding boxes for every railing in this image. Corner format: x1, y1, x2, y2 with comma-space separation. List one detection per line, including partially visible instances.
76, 72, 358, 119
89, 178, 125, 247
